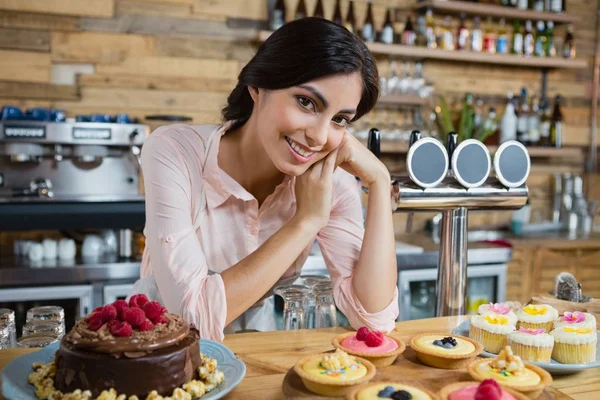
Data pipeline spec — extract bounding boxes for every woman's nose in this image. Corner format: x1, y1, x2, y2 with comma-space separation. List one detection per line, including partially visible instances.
305, 123, 328, 149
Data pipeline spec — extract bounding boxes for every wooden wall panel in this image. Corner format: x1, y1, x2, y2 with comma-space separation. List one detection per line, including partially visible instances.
78, 73, 236, 92
0, 50, 50, 83
0, 0, 115, 18
0, 27, 49, 51
154, 35, 257, 62
0, 81, 79, 100
0, 10, 80, 31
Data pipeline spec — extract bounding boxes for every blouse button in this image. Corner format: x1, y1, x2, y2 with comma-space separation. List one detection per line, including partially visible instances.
165, 236, 173, 243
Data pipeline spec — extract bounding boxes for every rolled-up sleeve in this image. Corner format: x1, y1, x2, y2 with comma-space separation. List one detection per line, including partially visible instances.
316, 170, 399, 333
142, 130, 226, 341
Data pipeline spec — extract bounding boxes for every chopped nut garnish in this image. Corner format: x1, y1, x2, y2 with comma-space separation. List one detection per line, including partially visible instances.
490, 345, 526, 376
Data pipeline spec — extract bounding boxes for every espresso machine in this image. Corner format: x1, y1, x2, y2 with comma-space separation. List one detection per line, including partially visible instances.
367, 129, 530, 317
0, 106, 149, 230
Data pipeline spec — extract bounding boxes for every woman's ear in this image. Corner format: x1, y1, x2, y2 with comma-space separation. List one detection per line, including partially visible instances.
247, 86, 259, 103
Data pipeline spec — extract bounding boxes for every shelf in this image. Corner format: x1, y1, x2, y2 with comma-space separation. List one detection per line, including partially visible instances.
258, 31, 587, 69
378, 94, 428, 107
367, 42, 588, 69
414, 1, 579, 24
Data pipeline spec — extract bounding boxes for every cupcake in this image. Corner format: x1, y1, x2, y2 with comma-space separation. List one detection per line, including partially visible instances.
439, 380, 529, 400
554, 311, 597, 330
470, 314, 516, 354
478, 303, 518, 326
516, 304, 558, 332
551, 326, 597, 364
507, 327, 554, 363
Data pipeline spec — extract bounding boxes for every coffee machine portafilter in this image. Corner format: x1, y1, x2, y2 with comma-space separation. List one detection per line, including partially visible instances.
366, 129, 530, 318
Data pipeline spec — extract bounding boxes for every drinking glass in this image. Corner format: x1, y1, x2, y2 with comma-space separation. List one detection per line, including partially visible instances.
0, 325, 10, 350
26, 306, 65, 340
16, 334, 59, 348
295, 275, 331, 328
313, 282, 337, 328
274, 284, 311, 331
22, 321, 64, 339
0, 308, 16, 348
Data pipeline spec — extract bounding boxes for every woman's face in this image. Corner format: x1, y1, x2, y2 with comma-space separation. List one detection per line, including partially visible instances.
250, 72, 363, 176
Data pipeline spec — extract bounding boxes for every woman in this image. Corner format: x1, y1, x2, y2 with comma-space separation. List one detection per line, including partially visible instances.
133, 17, 399, 342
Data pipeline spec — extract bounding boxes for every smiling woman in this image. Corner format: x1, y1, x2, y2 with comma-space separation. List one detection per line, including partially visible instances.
132, 17, 399, 341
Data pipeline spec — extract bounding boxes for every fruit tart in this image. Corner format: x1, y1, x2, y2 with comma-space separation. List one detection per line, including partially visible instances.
410, 333, 483, 369
333, 326, 406, 367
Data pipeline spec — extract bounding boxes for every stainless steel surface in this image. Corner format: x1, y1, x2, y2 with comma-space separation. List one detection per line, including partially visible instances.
436, 208, 468, 317
119, 229, 133, 258
0, 285, 93, 318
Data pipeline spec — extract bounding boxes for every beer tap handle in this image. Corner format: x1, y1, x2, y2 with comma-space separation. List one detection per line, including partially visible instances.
409, 130, 421, 148
446, 131, 458, 171
367, 128, 381, 159
405, 131, 422, 233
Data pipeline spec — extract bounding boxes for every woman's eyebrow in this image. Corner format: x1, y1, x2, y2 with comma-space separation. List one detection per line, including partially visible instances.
298, 84, 356, 114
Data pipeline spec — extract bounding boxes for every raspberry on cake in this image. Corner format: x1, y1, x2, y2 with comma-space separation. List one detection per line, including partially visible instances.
332, 327, 405, 367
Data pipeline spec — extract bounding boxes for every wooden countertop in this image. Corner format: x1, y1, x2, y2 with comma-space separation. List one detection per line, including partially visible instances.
1, 317, 598, 399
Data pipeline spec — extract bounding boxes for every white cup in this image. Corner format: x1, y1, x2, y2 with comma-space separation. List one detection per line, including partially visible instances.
82, 235, 104, 259
58, 239, 76, 260
27, 243, 44, 261
14, 240, 35, 257
42, 239, 57, 259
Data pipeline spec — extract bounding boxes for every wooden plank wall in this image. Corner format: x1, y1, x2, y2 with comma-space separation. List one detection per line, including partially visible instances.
0, 0, 598, 233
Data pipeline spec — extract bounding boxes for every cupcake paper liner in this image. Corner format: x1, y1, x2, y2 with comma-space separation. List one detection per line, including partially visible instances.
508, 340, 553, 363
469, 325, 507, 354
552, 342, 597, 364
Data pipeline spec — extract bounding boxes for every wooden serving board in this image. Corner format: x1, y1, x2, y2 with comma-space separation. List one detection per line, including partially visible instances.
281, 346, 573, 400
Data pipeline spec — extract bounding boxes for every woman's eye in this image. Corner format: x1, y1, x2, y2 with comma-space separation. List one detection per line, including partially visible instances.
332, 116, 350, 127
297, 96, 315, 111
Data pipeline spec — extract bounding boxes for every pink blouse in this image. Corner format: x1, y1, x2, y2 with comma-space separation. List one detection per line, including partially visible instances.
140, 124, 399, 341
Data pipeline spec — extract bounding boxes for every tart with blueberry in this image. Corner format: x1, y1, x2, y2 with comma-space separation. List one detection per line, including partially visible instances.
348, 381, 439, 400
333, 326, 406, 367
294, 348, 376, 397
409, 333, 483, 369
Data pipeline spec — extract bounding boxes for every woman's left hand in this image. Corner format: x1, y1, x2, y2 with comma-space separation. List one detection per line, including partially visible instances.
335, 132, 390, 186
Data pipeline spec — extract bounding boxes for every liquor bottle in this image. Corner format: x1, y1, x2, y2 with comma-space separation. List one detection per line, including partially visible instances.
523, 20, 534, 56
528, 96, 541, 146
549, 0, 563, 12
500, 92, 518, 143
381, 9, 395, 44
516, 88, 529, 145
402, 14, 416, 46
496, 18, 509, 54
416, 13, 427, 47
563, 24, 576, 58
345, 1, 356, 34
269, 0, 286, 31
483, 17, 496, 54
362, 0, 375, 43
533, 0, 545, 11
440, 16, 454, 51
534, 21, 546, 56
295, 0, 307, 20
517, 0, 528, 9
471, 16, 483, 52
332, 0, 343, 25
313, 0, 324, 18
539, 99, 551, 146
550, 95, 563, 148
473, 97, 484, 129
425, 8, 437, 49
545, 21, 556, 57
511, 20, 523, 55
456, 13, 469, 50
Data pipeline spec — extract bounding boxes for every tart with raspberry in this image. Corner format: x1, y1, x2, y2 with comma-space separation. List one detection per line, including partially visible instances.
348, 381, 440, 400
332, 326, 406, 367
294, 348, 376, 397
409, 332, 483, 369
53, 294, 201, 398
438, 380, 529, 400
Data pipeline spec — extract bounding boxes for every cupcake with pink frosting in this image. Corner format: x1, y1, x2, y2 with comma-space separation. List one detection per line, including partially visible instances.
478, 303, 518, 326
554, 311, 597, 330
507, 327, 554, 363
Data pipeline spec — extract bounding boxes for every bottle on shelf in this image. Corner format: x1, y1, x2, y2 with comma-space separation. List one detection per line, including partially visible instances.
501, 0, 511, 6
269, 0, 286, 31
500, 92, 518, 143
402, 14, 416, 46
534, 21, 547, 56
483, 17, 496, 54
538, 98, 551, 146
517, 88, 529, 145
313, 0, 324, 18
456, 13, 469, 51
483, 107, 498, 138
533, 0, 545, 11
545, 21, 556, 57
295, 0, 307, 20
528, 95, 541, 146
550, 94, 564, 148
425, 8, 437, 49
332, 0, 343, 25
362, 0, 375, 43
381, 8, 395, 44
517, 0, 528, 10
549, 0, 563, 13
563, 24, 576, 58
473, 97, 484, 129
511, 20, 524, 55
497, 18, 509, 54
471, 16, 483, 52
440, 16, 455, 51
519, 20, 532, 56
345, 1, 356, 34
416, 12, 428, 47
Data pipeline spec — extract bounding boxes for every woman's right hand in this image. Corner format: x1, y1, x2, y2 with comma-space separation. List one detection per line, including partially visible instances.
293, 148, 339, 231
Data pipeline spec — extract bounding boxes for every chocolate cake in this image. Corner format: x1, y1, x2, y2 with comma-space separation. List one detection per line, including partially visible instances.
53, 295, 201, 398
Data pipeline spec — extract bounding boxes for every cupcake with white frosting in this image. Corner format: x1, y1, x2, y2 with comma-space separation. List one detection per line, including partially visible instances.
551, 326, 597, 364
516, 304, 559, 332
470, 314, 516, 354
554, 311, 597, 330
478, 302, 518, 326
508, 327, 554, 363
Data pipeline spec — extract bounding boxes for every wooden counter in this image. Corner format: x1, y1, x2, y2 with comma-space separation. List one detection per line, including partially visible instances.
1, 317, 598, 399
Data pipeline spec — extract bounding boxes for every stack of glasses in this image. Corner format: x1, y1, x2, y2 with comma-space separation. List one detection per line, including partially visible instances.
0, 306, 65, 349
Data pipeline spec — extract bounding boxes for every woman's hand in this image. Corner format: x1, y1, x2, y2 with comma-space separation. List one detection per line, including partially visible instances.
335, 132, 390, 186
293, 148, 339, 231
